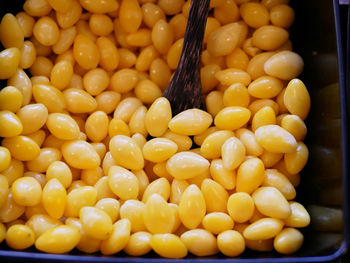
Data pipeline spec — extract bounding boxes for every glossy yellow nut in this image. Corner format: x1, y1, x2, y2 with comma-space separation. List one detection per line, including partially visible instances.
270, 4, 295, 28
95, 91, 121, 115
200, 130, 234, 159
221, 136, 246, 170
124, 231, 152, 256
0, 190, 25, 223
180, 229, 218, 256
35, 225, 80, 254
80, 0, 118, 13
169, 109, 213, 136
144, 193, 174, 234
63, 88, 97, 114
210, 159, 236, 190
62, 140, 100, 169
248, 76, 284, 99
236, 158, 265, 194
142, 177, 171, 203
108, 166, 139, 200
2, 136, 40, 161
96, 36, 119, 71
46, 113, 80, 140
240, 2, 269, 28
0, 47, 21, 79
0, 175, 9, 209
265, 51, 304, 80
284, 79, 310, 120
273, 228, 303, 254
25, 214, 61, 238
109, 135, 144, 170
202, 212, 234, 235
142, 138, 178, 163
65, 217, 101, 253
17, 103, 48, 135
100, 218, 131, 255
260, 150, 284, 168
73, 34, 100, 70
214, 106, 251, 130
95, 198, 120, 223
120, 200, 146, 232
79, 206, 113, 240
11, 177, 42, 206
145, 98, 172, 137
281, 114, 307, 141
0, 86, 23, 112
134, 79, 162, 105
26, 147, 62, 173
94, 176, 117, 201
0, 111, 22, 137
252, 106, 277, 132
7, 69, 31, 107
151, 233, 187, 259
223, 83, 250, 108
152, 19, 174, 54
170, 179, 189, 204
0, 222, 5, 243
166, 151, 210, 180
42, 178, 66, 219
119, 0, 142, 33
263, 169, 296, 200
50, 60, 73, 90
0, 147, 11, 173
215, 68, 251, 87
0, 13, 24, 49
114, 98, 143, 124
255, 125, 297, 153
129, 106, 147, 137
2, 159, 24, 186
6, 224, 35, 250
236, 128, 264, 156
252, 25, 289, 51
243, 218, 284, 240
32, 84, 66, 113
33, 16, 59, 46
109, 118, 130, 138
163, 130, 192, 152
284, 201, 310, 228
65, 186, 97, 217
207, 22, 243, 57
85, 111, 109, 142
178, 184, 206, 229
227, 192, 255, 223
252, 186, 291, 219
110, 69, 138, 94
217, 230, 245, 257
46, 161, 72, 189
201, 179, 228, 213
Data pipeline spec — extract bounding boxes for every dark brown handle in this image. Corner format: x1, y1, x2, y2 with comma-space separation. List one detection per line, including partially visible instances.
163, 0, 210, 115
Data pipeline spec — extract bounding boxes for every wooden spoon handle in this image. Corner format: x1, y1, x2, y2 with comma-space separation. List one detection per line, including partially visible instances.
163, 0, 210, 115
177, 0, 210, 74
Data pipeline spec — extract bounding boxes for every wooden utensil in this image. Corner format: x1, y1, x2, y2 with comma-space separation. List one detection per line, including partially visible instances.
163, 0, 210, 116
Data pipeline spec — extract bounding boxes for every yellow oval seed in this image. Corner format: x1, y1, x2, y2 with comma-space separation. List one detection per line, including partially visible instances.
166, 152, 210, 180
108, 166, 139, 200
109, 135, 144, 170
62, 140, 101, 169
169, 109, 213, 136
214, 106, 251, 130
151, 233, 187, 259
243, 218, 284, 240
252, 186, 291, 219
